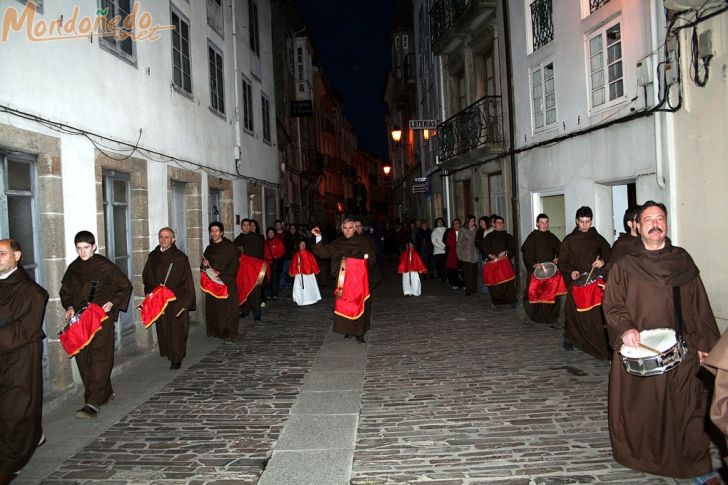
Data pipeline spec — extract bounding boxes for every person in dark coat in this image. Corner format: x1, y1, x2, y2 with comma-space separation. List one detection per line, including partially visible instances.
603, 201, 720, 483
60, 231, 133, 419
558, 206, 611, 359
233, 219, 264, 321
142, 227, 196, 370
521, 213, 561, 324
443, 218, 462, 289
311, 217, 379, 343
202, 222, 240, 340
415, 220, 435, 279
0, 239, 48, 482
609, 205, 640, 263
477, 216, 517, 306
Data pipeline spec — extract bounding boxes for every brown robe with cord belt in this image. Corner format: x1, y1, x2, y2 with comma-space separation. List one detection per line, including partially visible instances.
312, 233, 378, 337
521, 229, 561, 323
558, 226, 611, 360
477, 230, 517, 305
0, 267, 48, 474
142, 243, 196, 364
603, 238, 720, 479
60, 254, 132, 407
202, 238, 239, 339
702, 331, 728, 454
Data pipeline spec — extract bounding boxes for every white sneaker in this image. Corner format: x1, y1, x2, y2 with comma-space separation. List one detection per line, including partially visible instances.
261, 302, 266, 308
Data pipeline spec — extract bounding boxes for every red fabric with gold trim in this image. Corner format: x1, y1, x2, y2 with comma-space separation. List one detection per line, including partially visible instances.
482, 257, 516, 286
237, 253, 267, 305
200, 271, 229, 299
571, 276, 605, 312
334, 257, 370, 320
397, 248, 428, 274
289, 249, 320, 276
139, 285, 177, 328
58, 303, 108, 358
527, 272, 567, 304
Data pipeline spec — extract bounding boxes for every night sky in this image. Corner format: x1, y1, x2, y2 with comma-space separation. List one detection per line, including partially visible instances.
296, 0, 398, 159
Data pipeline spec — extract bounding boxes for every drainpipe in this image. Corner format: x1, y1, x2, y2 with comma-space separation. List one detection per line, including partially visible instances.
437, 56, 452, 223
231, 0, 243, 224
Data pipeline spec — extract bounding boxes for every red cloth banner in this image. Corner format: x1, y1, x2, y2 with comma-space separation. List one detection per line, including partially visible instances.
397, 247, 428, 274
289, 249, 320, 276
237, 253, 267, 305
528, 272, 567, 304
571, 277, 605, 312
58, 303, 108, 358
200, 271, 229, 299
334, 257, 370, 320
139, 285, 177, 328
483, 257, 516, 286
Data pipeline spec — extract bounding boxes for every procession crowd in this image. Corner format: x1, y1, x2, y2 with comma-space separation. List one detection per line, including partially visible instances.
1, 201, 728, 484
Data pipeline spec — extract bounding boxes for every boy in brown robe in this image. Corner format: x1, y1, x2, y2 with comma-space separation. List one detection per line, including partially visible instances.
0, 240, 48, 481
603, 201, 720, 482
477, 216, 517, 306
521, 213, 561, 324
202, 222, 240, 342
558, 206, 611, 359
60, 231, 133, 419
142, 227, 196, 370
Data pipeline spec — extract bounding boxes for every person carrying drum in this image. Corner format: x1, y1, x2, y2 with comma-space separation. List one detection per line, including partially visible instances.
60, 231, 133, 419
603, 201, 720, 483
0, 240, 48, 482
141, 227, 196, 370
558, 206, 611, 358
477, 215, 517, 307
520, 213, 563, 325
202, 222, 240, 341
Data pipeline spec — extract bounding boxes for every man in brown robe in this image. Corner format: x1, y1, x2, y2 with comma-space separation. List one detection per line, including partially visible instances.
703, 332, 728, 458
60, 231, 133, 419
233, 219, 264, 321
312, 217, 378, 343
142, 227, 196, 370
202, 222, 240, 342
520, 213, 561, 324
609, 205, 639, 262
0, 240, 48, 481
603, 201, 720, 482
558, 206, 610, 358
477, 216, 517, 306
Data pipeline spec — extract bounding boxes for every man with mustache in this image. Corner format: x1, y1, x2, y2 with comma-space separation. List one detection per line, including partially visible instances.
603, 201, 720, 483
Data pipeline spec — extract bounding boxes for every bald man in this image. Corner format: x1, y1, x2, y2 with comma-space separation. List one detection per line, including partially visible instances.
0, 239, 48, 482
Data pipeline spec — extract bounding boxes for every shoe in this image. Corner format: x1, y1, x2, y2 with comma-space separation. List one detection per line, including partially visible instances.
344, 334, 351, 339
240, 311, 249, 318
253, 311, 261, 321
170, 362, 181, 370
75, 405, 98, 419
550, 321, 564, 329
451, 286, 460, 290
562, 340, 574, 351
355, 335, 366, 344
100, 392, 115, 405
224, 337, 235, 344
260, 302, 266, 308
38, 433, 46, 447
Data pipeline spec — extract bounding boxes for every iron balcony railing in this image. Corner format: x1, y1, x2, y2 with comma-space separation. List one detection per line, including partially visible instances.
530, 0, 554, 51
437, 95, 504, 162
589, 0, 612, 14
429, 0, 473, 47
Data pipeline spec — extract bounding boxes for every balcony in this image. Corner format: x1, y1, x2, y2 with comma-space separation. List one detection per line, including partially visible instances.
429, 0, 496, 54
437, 95, 504, 163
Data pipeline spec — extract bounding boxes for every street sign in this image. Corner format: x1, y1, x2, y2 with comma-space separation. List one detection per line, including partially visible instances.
290, 100, 313, 117
408, 120, 438, 129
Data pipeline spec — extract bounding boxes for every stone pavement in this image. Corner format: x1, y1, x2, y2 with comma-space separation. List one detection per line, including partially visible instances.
18, 267, 720, 484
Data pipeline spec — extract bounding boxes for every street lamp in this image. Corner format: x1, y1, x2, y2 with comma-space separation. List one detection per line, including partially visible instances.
382, 163, 392, 176
390, 126, 402, 143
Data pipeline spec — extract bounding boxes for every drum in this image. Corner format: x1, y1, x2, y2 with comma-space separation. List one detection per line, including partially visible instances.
528, 270, 567, 304
139, 285, 177, 328
619, 328, 687, 377
533, 262, 558, 280
571, 273, 605, 311
200, 269, 228, 299
58, 303, 108, 357
482, 256, 515, 286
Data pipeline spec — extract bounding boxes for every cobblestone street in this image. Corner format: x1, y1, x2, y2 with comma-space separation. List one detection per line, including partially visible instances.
22, 268, 713, 484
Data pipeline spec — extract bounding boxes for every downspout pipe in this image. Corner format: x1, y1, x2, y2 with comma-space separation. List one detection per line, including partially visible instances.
230, 0, 244, 221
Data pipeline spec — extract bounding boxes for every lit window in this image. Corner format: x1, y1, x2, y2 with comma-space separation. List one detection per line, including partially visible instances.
588, 22, 623, 109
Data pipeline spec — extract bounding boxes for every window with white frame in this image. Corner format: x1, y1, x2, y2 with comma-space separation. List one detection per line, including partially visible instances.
99, 0, 135, 63
261, 93, 271, 143
242, 76, 254, 133
531, 61, 556, 130
249, 0, 260, 56
588, 22, 623, 109
208, 41, 225, 116
207, 0, 224, 38
171, 5, 192, 95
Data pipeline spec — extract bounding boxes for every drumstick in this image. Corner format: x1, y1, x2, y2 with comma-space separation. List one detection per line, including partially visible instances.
638, 342, 661, 354
585, 259, 598, 283
176, 308, 186, 317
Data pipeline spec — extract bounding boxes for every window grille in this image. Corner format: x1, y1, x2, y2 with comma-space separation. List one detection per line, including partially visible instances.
530, 0, 554, 51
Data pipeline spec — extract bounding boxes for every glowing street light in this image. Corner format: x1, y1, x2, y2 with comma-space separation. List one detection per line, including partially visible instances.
382, 163, 392, 176
390, 126, 402, 143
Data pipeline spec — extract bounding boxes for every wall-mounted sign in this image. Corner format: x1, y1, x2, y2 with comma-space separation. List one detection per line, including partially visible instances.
408, 120, 438, 129
291, 100, 313, 117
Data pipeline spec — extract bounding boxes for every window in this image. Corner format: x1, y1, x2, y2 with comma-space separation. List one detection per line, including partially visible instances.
586, 0, 612, 15
531, 62, 556, 130
395, 35, 401, 50
171, 182, 187, 253
242, 76, 254, 133
261, 93, 271, 143
530, 0, 554, 51
588, 22, 623, 109
99, 0, 135, 63
207, 0, 224, 38
209, 189, 220, 223
0, 152, 39, 281
208, 41, 225, 116
402, 35, 409, 50
171, 6, 192, 95
248, 0, 260, 56
16, 0, 43, 13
